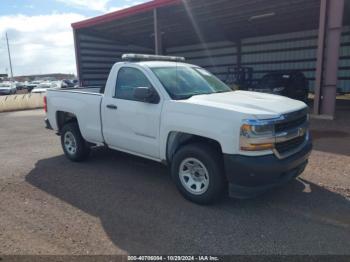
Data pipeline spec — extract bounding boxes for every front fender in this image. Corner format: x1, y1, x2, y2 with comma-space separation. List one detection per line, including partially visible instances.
159, 107, 240, 160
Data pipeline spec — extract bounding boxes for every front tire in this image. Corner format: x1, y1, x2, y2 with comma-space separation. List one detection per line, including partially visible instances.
171, 143, 226, 205
61, 122, 90, 162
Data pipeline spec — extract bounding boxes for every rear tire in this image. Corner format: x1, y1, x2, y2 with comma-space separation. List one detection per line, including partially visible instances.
171, 143, 226, 205
61, 122, 90, 162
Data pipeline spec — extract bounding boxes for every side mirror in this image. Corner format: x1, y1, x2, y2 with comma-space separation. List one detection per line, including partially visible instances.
133, 87, 159, 104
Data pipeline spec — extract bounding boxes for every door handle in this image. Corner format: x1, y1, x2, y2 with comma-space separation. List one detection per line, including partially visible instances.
106, 104, 118, 110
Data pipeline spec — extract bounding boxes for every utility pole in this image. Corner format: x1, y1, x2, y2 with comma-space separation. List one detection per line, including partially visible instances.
5, 32, 14, 79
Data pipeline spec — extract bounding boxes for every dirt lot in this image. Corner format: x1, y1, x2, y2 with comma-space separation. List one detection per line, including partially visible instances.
0, 109, 349, 255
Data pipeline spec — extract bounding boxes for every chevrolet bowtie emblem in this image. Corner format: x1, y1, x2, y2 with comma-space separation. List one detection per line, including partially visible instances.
298, 127, 306, 137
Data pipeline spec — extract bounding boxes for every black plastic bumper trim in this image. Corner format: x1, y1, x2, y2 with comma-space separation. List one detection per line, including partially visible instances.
45, 118, 53, 130
224, 141, 312, 198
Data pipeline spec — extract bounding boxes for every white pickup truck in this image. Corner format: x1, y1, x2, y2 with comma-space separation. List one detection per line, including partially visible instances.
45, 54, 312, 204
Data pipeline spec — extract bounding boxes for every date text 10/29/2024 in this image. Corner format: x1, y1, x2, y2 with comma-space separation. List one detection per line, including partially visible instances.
128, 256, 220, 261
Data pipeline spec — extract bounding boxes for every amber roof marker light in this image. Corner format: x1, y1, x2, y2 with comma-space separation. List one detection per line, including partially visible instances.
122, 54, 186, 62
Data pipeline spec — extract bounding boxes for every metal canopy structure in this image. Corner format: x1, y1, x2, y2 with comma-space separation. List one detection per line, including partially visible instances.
73, 0, 323, 48
72, 0, 349, 119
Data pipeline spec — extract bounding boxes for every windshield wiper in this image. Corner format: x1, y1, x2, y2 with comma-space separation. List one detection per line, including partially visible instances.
216, 90, 232, 94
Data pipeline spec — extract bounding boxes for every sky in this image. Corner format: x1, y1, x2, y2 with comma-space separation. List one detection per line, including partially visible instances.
0, 0, 147, 76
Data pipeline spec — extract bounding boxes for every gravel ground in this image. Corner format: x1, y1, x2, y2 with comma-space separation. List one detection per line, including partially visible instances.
0, 109, 349, 255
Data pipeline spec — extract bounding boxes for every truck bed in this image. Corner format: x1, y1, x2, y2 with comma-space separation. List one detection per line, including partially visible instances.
46, 87, 104, 145
49, 87, 102, 94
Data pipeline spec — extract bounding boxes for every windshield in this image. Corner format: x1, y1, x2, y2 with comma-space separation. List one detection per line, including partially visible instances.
0, 83, 11, 87
151, 66, 232, 100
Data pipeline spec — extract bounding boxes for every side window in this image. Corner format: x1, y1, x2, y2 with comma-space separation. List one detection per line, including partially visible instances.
115, 67, 153, 100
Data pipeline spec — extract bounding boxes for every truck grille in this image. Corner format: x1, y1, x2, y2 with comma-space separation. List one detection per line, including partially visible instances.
275, 115, 307, 133
273, 109, 308, 158
275, 134, 306, 154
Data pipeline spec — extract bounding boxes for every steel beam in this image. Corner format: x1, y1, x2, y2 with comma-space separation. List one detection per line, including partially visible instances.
236, 39, 242, 69
314, 0, 345, 118
154, 8, 163, 55
73, 29, 82, 85
313, 0, 327, 115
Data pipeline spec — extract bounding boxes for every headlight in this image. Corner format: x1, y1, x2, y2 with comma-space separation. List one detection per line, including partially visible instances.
240, 121, 275, 151
241, 123, 274, 136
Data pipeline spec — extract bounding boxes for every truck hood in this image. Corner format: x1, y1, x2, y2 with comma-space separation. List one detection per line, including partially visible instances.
183, 91, 306, 119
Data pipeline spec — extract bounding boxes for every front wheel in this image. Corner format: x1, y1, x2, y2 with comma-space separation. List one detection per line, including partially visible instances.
171, 143, 226, 205
61, 122, 90, 162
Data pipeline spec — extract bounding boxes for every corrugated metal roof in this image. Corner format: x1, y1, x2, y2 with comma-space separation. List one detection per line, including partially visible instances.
73, 0, 323, 48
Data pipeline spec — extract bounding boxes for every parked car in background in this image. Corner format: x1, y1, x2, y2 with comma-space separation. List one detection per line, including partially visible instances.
51, 81, 65, 89
62, 79, 75, 88
248, 71, 309, 103
71, 79, 79, 87
15, 82, 25, 91
32, 82, 53, 93
26, 81, 42, 92
32, 81, 65, 93
0, 82, 16, 95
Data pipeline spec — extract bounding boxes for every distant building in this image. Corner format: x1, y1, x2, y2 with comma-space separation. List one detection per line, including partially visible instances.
13, 73, 76, 82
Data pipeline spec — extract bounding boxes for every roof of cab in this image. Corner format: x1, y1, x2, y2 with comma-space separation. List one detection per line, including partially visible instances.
139, 61, 195, 68
119, 61, 196, 68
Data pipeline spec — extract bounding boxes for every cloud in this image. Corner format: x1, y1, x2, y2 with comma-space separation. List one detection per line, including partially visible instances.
55, 0, 146, 13
55, 0, 111, 12
108, 1, 143, 12
0, 13, 86, 76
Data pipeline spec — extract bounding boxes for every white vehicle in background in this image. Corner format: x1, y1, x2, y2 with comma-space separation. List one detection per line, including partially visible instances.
45, 54, 312, 204
52, 80, 66, 88
15, 81, 25, 90
26, 81, 42, 92
32, 82, 53, 93
32, 81, 66, 93
0, 82, 16, 95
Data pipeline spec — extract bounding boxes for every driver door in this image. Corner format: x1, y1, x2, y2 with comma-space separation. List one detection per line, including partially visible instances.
101, 67, 162, 159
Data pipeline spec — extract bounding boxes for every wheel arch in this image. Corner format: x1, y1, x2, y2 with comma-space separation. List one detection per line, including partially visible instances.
56, 111, 80, 134
166, 131, 223, 164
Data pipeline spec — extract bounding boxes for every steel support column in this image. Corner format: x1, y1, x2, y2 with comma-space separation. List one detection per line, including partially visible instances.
153, 8, 163, 55
236, 39, 242, 69
314, 0, 345, 118
73, 29, 82, 85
